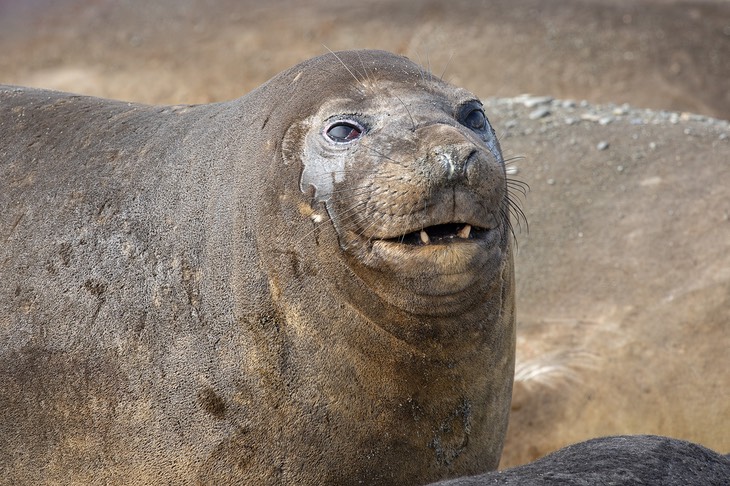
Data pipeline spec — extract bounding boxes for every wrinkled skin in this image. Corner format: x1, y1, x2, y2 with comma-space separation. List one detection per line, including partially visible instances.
0, 50, 515, 485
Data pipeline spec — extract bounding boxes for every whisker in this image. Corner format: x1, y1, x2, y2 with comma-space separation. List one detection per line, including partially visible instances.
507, 178, 530, 198
425, 50, 434, 82
294, 211, 330, 246
392, 93, 417, 132
500, 204, 518, 250
414, 51, 428, 85
355, 50, 375, 88
503, 155, 525, 165
356, 214, 384, 243
505, 192, 529, 235
439, 52, 454, 81
323, 45, 365, 92
358, 142, 408, 166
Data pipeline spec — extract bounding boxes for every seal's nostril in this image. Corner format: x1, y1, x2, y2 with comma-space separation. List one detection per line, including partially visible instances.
433, 147, 479, 181
436, 152, 456, 179
464, 149, 480, 178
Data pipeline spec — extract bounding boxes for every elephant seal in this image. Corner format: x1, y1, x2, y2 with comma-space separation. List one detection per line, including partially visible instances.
428, 435, 730, 485
0, 50, 515, 485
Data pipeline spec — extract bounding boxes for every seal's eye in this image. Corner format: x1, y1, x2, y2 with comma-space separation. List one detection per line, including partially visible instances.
325, 121, 364, 143
464, 108, 487, 131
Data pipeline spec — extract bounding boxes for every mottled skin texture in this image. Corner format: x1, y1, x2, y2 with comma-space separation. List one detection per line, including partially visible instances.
428, 435, 730, 486
0, 50, 515, 485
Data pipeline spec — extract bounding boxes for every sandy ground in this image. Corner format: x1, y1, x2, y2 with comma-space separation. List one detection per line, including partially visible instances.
1, 0, 728, 470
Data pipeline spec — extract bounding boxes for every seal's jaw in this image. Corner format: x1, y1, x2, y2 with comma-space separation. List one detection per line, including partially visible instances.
368, 219, 505, 277
366, 223, 504, 275
385, 222, 488, 246
347, 225, 508, 316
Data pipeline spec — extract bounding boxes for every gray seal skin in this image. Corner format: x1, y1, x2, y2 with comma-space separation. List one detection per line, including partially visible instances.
427, 435, 730, 486
0, 50, 515, 485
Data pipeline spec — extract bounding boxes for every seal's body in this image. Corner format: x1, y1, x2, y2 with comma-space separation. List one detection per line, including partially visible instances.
0, 50, 515, 485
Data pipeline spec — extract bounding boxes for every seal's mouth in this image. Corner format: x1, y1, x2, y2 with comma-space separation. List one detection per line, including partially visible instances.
385, 223, 489, 246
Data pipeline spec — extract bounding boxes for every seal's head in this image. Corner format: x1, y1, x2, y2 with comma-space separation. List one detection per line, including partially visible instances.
279, 50, 512, 320
249, 52, 517, 480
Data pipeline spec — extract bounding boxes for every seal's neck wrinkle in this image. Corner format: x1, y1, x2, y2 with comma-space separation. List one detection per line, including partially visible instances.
262, 243, 515, 478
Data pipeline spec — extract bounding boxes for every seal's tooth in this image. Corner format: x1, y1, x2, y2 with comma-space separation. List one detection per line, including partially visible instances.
420, 230, 430, 244
458, 224, 472, 239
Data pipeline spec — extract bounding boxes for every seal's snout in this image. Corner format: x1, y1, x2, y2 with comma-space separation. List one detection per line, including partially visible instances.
347, 118, 507, 250
420, 122, 498, 189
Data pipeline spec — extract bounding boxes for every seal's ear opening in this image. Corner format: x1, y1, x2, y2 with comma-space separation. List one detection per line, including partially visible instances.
281, 120, 309, 166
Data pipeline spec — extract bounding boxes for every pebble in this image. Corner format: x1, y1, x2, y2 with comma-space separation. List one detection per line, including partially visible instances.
597, 141, 610, 151
529, 107, 551, 120
520, 95, 554, 108
581, 113, 602, 122
598, 116, 614, 125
